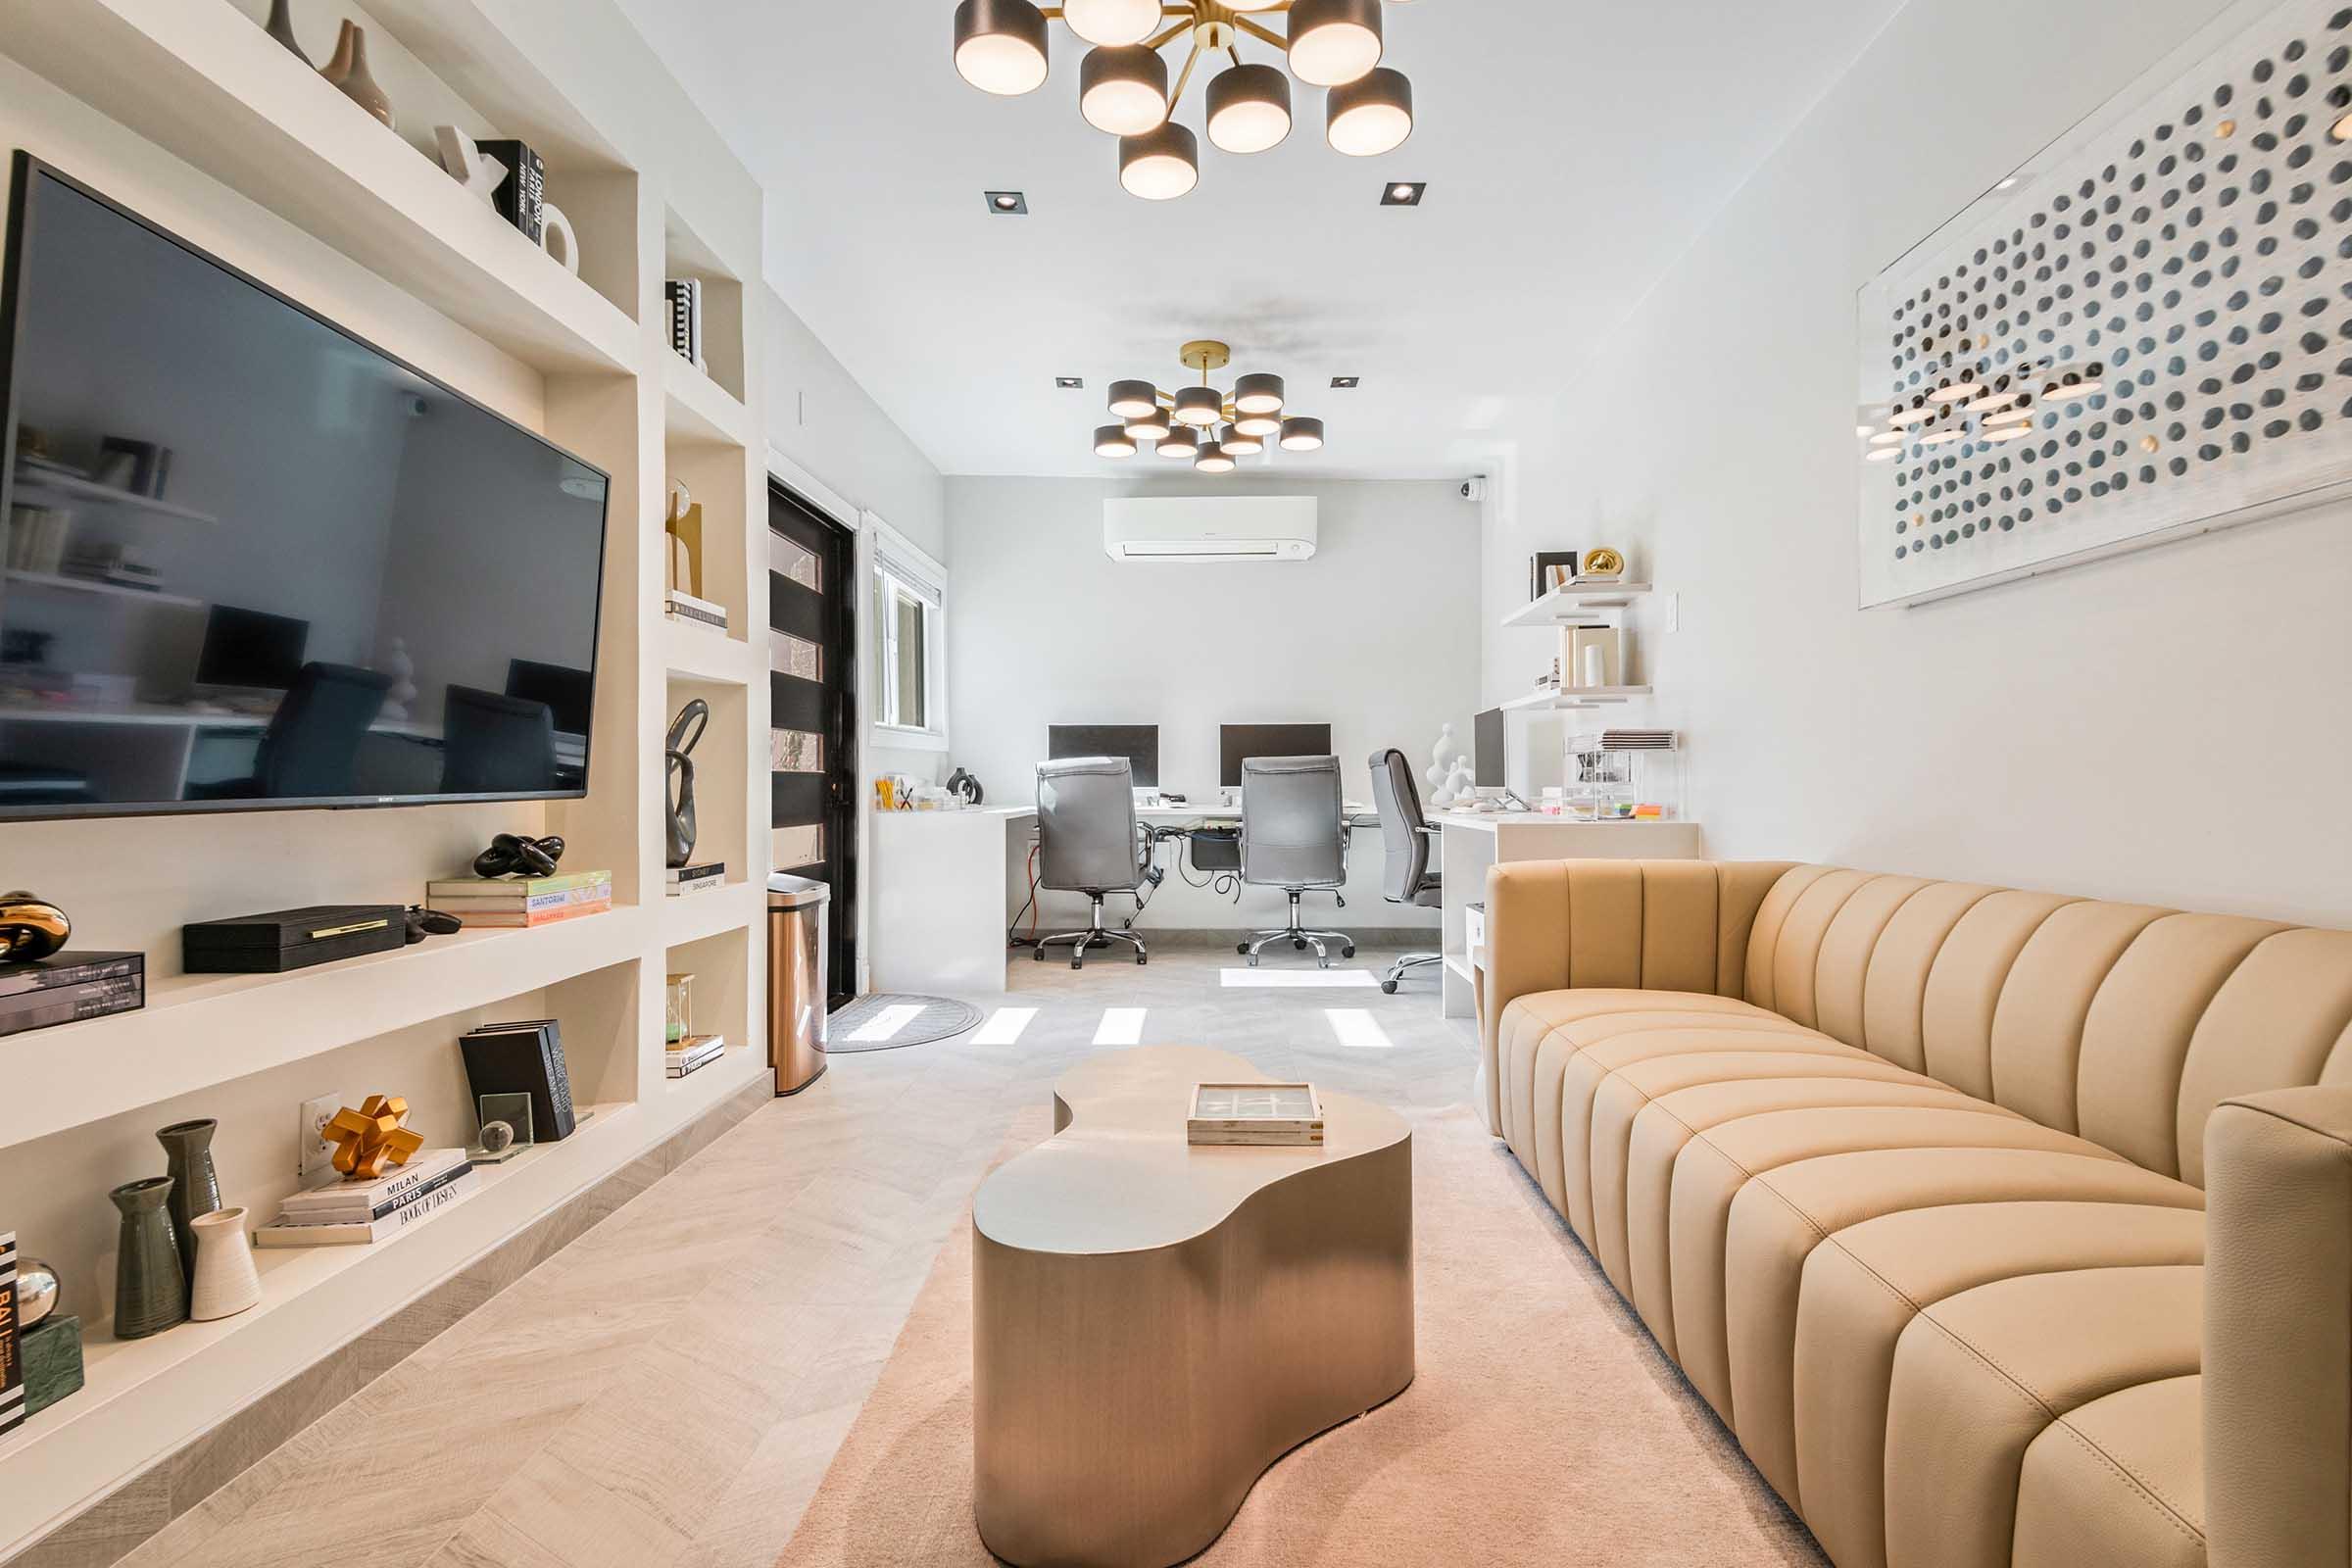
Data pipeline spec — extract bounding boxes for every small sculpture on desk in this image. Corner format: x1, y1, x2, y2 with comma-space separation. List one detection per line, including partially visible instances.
472, 832, 565, 879
665, 699, 710, 869
379, 636, 417, 721
322, 1095, 425, 1182
1431, 756, 1475, 808
946, 767, 984, 807
0, 890, 70, 960
1425, 724, 1454, 794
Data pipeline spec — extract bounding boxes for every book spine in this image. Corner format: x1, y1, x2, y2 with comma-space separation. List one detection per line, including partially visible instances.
426, 872, 612, 899
542, 1022, 576, 1138
259, 1168, 481, 1246
453, 900, 612, 928
281, 1157, 470, 1221
0, 977, 143, 1038
431, 885, 610, 912
1, 1232, 22, 1437
0, 954, 142, 999
663, 600, 727, 629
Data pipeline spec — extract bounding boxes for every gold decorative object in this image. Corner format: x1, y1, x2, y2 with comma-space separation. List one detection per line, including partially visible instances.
0, 890, 71, 961
1580, 547, 1626, 580
664, 479, 704, 596
323, 1095, 425, 1181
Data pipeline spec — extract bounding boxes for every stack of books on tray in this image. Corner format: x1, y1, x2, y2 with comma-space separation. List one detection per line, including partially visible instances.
424, 869, 612, 927
0, 951, 144, 1038
665, 1032, 727, 1078
664, 862, 724, 898
255, 1149, 477, 1248
663, 587, 726, 631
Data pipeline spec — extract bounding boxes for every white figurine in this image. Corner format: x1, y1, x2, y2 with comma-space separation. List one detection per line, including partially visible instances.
433, 126, 508, 208
1426, 723, 1454, 793
381, 636, 417, 721
1432, 755, 1475, 808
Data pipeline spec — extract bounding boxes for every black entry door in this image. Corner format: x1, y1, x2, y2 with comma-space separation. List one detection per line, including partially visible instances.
767, 484, 858, 1008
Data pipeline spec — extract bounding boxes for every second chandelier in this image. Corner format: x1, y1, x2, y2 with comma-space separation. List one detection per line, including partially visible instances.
1092, 340, 1327, 471
953, 1, 1416, 200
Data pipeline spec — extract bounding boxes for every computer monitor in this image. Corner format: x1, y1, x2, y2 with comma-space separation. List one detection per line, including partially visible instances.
1474, 707, 1507, 791
1219, 722, 1334, 788
506, 659, 595, 737
1048, 723, 1159, 788
194, 604, 308, 694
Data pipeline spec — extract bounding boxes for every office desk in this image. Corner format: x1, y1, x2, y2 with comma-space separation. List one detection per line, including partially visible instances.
1430, 813, 1705, 1020
868, 806, 1037, 994
1135, 803, 1378, 826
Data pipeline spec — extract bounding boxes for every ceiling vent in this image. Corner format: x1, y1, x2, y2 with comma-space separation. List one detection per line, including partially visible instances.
1102, 495, 1317, 563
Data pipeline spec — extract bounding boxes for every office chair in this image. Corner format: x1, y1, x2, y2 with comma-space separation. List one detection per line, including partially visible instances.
1238, 754, 1355, 967
1034, 756, 1152, 968
441, 685, 559, 794
188, 662, 391, 799
1367, 748, 1443, 993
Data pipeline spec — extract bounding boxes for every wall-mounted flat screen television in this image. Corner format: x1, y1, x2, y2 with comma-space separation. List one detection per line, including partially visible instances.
0, 154, 610, 819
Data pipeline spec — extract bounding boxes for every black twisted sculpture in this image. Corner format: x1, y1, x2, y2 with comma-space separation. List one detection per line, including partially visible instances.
471, 832, 566, 879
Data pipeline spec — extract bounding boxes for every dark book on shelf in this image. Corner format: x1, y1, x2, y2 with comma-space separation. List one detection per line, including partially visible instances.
459, 1019, 578, 1142
477, 139, 545, 244
1530, 550, 1579, 600
1, 1231, 24, 1438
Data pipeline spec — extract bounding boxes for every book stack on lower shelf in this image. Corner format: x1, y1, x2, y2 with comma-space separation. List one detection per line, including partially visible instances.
255, 1149, 478, 1249
425, 870, 612, 927
664, 862, 724, 898
664, 1032, 726, 1079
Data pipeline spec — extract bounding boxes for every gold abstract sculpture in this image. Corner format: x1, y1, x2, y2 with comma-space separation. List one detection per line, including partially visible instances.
0, 890, 71, 961
1580, 547, 1626, 580
324, 1095, 425, 1181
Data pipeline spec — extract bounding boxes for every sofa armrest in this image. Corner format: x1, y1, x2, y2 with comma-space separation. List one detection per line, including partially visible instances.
1475, 858, 1795, 1136
2205, 1087, 2352, 1568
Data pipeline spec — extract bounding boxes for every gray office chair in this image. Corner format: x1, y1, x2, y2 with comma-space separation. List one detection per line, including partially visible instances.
440, 685, 559, 794
1237, 754, 1355, 967
1034, 756, 1152, 968
188, 662, 390, 800
1367, 748, 1442, 993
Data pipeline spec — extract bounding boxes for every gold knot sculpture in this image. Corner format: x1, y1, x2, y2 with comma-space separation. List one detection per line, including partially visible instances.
324, 1095, 425, 1181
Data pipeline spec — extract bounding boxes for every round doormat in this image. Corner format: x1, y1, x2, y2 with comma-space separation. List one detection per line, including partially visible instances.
822, 994, 985, 1054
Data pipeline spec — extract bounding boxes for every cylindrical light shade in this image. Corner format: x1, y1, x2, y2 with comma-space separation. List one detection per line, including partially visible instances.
1060, 0, 1160, 46
1195, 440, 1236, 473
1079, 44, 1168, 135
1172, 385, 1224, 426
1107, 378, 1159, 419
1124, 405, 1171, 440
1326, 67, 1412, 156
1278, 415, 1325, 451
1231, 372, 1285, 416
954, 0, 1050, 95
1206, 63, 1293, 154
1119, 121, 1200, 200
1287, 0, 1383, 87
1157, 425, 1200, 458
1094, 423, 1138, 457
1220, 425, 1264, 456
1232, 410, 1281, 438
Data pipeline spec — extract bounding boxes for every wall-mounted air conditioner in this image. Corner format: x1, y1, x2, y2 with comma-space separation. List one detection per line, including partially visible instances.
1102, 495, 1317, 563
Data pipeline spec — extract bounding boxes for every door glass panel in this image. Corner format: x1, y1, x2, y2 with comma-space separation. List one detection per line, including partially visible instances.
770, 727, 822, 772
768, 630, 820, 680
771, 822, 822, 867
770, 530, 820, 592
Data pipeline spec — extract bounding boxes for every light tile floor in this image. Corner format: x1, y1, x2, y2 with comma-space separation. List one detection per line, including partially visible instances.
117, 942, 1473, 1568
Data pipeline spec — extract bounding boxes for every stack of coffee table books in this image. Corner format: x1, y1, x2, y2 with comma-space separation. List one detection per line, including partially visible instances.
255, 1149, 478, 1247
1186, 1083, 1325, 1147
665, 1032, 727, 1078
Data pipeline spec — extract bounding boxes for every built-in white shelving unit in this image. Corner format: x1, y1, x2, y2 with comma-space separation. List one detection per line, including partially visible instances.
1496, 581, 1652, 626
0, 0, 773, 1554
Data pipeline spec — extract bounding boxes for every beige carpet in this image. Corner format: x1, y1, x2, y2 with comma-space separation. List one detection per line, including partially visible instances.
775, 1099, 1827, 1567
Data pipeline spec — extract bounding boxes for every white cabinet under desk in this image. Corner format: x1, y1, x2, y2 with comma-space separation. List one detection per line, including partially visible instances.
868, 806, 1037, 994
1431, 813, 1705, 1019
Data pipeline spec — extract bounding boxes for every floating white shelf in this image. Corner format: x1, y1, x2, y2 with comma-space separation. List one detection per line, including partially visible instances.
0, 906, 647, 1148
1497, 685, 1654, 711
2, 569, 203, 609
661, 879, 762, 946
661, 617, 754, 685
0, 0, 639, 376
10, 468, 218, 524
662, 353, 752, 447
1498, 582, 1652, 627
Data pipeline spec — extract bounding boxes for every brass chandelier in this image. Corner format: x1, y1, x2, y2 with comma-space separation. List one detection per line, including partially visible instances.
953, 0, 1417, 199
1092, 340, 1326, 469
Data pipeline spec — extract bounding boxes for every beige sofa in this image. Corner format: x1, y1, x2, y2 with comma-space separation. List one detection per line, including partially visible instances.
1479, 859, 2352, 1568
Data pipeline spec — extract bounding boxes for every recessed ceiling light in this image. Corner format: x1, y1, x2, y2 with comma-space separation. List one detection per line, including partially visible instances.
1330, 375, 1359, 389
985, 190, 1028, 214
1055, 375, 1084, 389
1380, 181, 1425, 206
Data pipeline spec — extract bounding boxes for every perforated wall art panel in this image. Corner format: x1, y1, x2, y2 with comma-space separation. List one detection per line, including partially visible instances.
1856, 0, 2352, 607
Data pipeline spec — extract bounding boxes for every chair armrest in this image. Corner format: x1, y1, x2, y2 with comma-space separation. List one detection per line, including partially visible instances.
2205, 1086, 2352, 1568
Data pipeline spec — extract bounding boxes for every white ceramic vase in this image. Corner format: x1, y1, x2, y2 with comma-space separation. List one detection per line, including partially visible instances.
188, 1207, 261, 1321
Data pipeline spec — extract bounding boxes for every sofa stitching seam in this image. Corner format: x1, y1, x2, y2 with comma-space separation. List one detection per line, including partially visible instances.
2044, 1405, 2204, 1546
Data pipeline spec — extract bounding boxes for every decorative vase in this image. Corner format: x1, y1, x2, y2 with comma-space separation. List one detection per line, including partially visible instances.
157, 1117, 221, 1304
109, 1177, 187, 1340
326, 23, 394, 128
263, 0, 311, 65
319, 19, 354, 84
188, 1209, 262, 1321
0, 890, 70, 960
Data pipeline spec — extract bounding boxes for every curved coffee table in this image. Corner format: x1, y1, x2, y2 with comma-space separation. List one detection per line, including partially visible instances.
972, 1046, 1414, 1568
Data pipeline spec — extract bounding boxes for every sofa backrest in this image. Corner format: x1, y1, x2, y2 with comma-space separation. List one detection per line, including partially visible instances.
1742, 865, 2352, 1185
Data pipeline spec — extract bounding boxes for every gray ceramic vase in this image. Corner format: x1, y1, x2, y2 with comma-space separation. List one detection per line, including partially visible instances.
157, 1117, 221, 1304
110, 1177, 188, 1340
264, 0, 311, 65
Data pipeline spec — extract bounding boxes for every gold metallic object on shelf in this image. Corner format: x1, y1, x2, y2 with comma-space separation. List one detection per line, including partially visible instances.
0, 890, 71, 961
324, 1095, 426, 1181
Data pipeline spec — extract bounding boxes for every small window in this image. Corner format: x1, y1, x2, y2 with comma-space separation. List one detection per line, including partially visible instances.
871, 554, 945, 745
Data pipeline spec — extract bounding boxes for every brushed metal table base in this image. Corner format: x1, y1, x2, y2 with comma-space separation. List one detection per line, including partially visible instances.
972, 1047, 1415, 1568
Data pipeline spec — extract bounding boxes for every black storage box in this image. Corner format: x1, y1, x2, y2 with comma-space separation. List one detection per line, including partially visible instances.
1188, 828, 1242, 873
458, 1019, 579, 1142
182, 906, 404, 974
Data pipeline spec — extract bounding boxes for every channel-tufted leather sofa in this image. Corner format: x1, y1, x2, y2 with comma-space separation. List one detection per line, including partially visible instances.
1479, 859, 2352, 1568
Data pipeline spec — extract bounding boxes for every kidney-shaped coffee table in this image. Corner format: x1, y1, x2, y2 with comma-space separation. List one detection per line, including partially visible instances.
972, 1045, 1414, 1568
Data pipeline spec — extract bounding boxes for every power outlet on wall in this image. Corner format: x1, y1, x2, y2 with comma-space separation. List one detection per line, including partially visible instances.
1665, 591, 1681, 633
297, 1094, 342, 1185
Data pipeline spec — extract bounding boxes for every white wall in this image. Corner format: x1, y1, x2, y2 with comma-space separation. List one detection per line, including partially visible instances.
1483, 0, 2351, 927
948, 476, 1480, 931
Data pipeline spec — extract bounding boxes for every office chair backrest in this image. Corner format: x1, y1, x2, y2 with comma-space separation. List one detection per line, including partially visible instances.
254, 662, 392, 798
442, 685, 560, 794
1036, 756, 1144, 894
1240, 755, 1345, 889
1366, 748, 1431, 902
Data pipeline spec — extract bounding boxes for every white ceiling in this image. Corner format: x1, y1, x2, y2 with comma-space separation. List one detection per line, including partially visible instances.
614, 0, 1905, 479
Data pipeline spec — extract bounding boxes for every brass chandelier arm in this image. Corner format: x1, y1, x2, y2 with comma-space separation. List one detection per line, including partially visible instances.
1146, 18, 1195, 48
1169, 39, 1205, 106
1231, 14, 1287, 48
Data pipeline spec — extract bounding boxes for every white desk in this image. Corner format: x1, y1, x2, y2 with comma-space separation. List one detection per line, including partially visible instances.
1134, 801, 1375, 824
1430, 812, 1705, 1019
868, 806, 1037, 994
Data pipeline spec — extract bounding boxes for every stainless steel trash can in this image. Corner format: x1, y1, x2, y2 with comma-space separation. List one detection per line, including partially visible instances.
767, 872, 829, 1096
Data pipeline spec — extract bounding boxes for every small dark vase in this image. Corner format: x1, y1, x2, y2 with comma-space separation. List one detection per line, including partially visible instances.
157, 1118, 221, 1304
263, 0, 311, 65
110, 1177, 188, 1340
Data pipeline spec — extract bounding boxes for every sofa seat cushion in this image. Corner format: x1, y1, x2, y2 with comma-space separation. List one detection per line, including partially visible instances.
2012, 1374, 2206, 1568
1792, 1200, 2208, 1568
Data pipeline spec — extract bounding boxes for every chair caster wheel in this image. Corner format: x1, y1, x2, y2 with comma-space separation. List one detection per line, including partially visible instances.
1237, 942, 1250, 955
1342, 944, 1357, 958
1070, 956, 1083, 970
1381, 980, 1399, 994
1293, 939, 1306, 951
1032, 947, 1045, 961
1136, 953, 1148, 965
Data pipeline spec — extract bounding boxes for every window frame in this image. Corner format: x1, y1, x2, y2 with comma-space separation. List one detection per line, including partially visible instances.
863, 514, 949, 754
